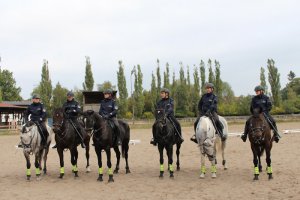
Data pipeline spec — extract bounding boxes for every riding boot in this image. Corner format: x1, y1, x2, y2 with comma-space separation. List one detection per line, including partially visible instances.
52, 144, 57, 149
81, 142, 86, 148
272, 123, 280, 143
241, 122, 249, 142
150, 124, 157, 146
17, 141, 23, 148
216, 120, 226, 141
190, 135, 198, 144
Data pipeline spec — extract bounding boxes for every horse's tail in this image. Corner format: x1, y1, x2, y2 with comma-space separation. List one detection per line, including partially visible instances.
121, 122, 130, 158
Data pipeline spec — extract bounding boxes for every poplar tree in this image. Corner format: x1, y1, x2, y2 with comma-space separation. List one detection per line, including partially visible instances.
260, 67, 268, 95
117, 60, 128, 117
200, 60, 206, 94
82, 56, 94, 91
39, 60, 52, 115
267, 59, 281, 107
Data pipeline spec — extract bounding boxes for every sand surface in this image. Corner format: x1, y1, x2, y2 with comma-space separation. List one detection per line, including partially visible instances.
0, 122, 299, 200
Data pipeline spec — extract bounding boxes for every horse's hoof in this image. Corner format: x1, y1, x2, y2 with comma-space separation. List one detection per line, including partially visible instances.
126, 169, 131, 174
59, 174, 64, 179
200, 173, 205, 179
113, 169, 119, 174
253, 175, 259, 181
170, 173, 174, 178
159, 172, 164, 178
211, 173, 217, 178
86, 167, 91, 173
36, 176, 42, 181
222, 160, 226, 166
108, 175, 114, 183
74, 172, 79, 178
268, 174, 273, 180
97, 176, 103, 182
176, 166, 180, 171
26, 175, 31, 181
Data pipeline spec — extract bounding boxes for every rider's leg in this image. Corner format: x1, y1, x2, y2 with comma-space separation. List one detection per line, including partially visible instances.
191, 117, 200, 143
112, 118, 122, 145
212, 112, 226, 141
169, 115, 184, 143
266, 114, 280, 143
73, 119, 86, 148
241, 118, 250, 142
150, 123, 157, 145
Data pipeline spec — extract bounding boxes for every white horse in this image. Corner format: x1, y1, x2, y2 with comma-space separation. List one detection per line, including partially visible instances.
195, 115, 228, 178
20, 122, 53, 180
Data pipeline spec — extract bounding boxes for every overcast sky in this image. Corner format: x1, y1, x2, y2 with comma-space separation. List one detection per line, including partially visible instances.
1, 0, 299, 99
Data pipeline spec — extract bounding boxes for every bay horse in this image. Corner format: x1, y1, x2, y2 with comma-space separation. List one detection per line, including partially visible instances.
153, 109, 181, 178
247, 108, 274, 180
20, 121, 53, 180
82, 110, 131, 182
52, 108, 87, 178
195, 115, 228, 179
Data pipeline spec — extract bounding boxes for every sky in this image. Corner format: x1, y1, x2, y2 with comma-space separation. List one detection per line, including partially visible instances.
0, 0, 299, 99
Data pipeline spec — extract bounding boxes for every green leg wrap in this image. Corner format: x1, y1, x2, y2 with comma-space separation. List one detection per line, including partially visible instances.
35, 168, 41, 175
211, 165, 217, 173
160, 164, 164, 172
60, 167, 65, 174
267, 166, 273, 174
108, 168, 113, 175
26, 168, 31, 176
254, 166, 259, 175
201, 166, 206, 174
169, 164, 174, 172
98, 167, 103, 175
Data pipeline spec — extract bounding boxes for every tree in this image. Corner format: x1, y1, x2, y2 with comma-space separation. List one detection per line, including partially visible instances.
97, 81, 116, 91
175, 65, 189, 116
52, 82, 68, 109
117, 61, 128, 117
133, 65, 145, 118
260, 67, 268, 95
288, 70, 296, 82
156, 59, 161, 102
150, 72, 156, 112
214, 60, 222, 99
163, 62, 170, 89
82, 56, 94, 91
191, 66, 200, 114
39, 60, 52, 115
282, 87, 300, 113
200, 60, 206, 94
0, 69, 22, 101
267, 59, 281, 107
0, 88, 2, 101
208, 59, 215, 84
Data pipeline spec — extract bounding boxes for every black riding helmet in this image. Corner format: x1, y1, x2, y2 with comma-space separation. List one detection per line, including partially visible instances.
67, 91, 74, 97
103, 89, 113, 94
254, 85, 264, 92
160, 88, 170, 94
205, 83, 214, 89
32, 94, 40, 99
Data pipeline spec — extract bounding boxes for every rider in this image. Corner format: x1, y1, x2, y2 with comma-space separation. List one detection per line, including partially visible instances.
150, 88, 184, 146
21, 94, 49, 148
241, 85, 281, 143
99, 89, 122, 146
191, 83, 226, 143
52, 91, 85, 148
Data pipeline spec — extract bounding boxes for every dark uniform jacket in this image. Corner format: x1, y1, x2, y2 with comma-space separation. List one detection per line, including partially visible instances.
250, 94, 272, 114
99, 98, 118, 118
63, 99, 81, 119
25, 102, 46, 122
156, 98, 174, 117
198, 93, 218, 114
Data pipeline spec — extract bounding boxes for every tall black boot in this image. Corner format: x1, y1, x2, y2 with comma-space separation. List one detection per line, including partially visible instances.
241, 123, 248, 142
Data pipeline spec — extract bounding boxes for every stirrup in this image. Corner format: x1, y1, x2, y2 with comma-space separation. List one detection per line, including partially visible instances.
52, 144, 57, 149
190, 135, 198, 144
274, 135, 280, 143
241, 133, 247, 142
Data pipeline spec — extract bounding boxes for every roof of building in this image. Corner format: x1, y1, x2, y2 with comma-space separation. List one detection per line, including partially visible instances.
2, 100, 31, 106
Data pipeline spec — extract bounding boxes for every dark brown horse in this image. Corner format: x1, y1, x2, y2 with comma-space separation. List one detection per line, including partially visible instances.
247, 108, 274, 180
52, 108, 87, 178
82, 110, 130, 182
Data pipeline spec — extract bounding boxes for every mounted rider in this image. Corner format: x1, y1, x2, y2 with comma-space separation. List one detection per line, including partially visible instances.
241, 85, 281, 143
150, 88, 184, 146
191, 83, 226, 143
21, 94, 49, 148
99, 89, 122, 146
53, 91, 85, 148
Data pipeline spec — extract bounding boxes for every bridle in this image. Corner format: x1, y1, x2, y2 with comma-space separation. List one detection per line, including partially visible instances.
249, 117, 267, 144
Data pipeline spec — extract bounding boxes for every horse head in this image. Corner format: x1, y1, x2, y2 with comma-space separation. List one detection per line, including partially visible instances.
155, 109, 167, 128
82, 110, 96, 133
249, 117, 267, 144
52, 108, 64, 133
20, 121, 36, 153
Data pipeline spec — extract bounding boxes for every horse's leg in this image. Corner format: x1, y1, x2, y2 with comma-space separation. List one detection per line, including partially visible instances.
266, 143, 273, 180
113, 145, 121, 174
123, 141, 131, 174
167, 144, 174, 178
57, 148, 65, 178
258, 149, 263, 173
34, 151, 42, 180
105, 146, 114, 182
43, 145, 50, 174
158, 144, 164, 178
214, 137, 218, 165
176, 142, 181, 171
200, 152, 206, 179
251, 145, 259, 180
71, 148, 79, 178
85, 136, 91, 173
24, 153, 31, 180
210, 158, 217, 178
95, 146, 103, 182
221, 139, 227, 170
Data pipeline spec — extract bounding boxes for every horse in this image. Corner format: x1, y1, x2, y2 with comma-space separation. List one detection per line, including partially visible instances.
52, 108, 87, 178
195, 115, 228, 178
20, 121, 53, 180
153, 109, 181, 178
82, 110, 131, 182
247, 108, 273, 180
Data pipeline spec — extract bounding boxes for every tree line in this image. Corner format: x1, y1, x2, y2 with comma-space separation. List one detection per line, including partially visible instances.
0, 58, 299, 118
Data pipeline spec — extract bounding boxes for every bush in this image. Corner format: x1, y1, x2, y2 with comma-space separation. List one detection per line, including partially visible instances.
142, 112, 154, 119
124, 112, 133, 119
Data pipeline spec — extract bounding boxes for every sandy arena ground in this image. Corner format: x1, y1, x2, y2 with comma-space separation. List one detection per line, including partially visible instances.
0, 122, 300, 200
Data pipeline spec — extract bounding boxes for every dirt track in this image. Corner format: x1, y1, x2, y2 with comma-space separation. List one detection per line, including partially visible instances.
0, 122, 299, 200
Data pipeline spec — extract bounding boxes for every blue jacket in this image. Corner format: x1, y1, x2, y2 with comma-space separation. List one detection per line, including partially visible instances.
25, 103, 46, 122
63, 99, 81, 119
198, 93, 218, 114
250, 94, 272, 114
99, 98, 118, 118
156, 98, 174, 117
